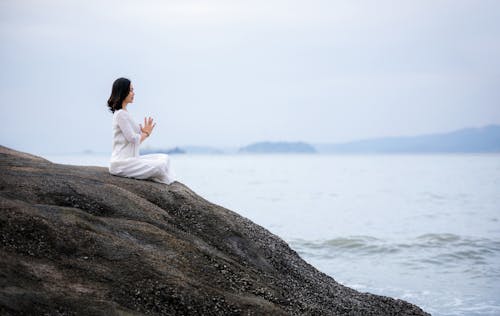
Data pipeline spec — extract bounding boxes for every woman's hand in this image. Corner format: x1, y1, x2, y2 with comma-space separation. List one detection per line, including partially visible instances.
139, 116, 156, 136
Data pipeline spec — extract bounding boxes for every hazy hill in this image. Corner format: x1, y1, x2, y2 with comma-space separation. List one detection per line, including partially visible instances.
315, 124, 500, 154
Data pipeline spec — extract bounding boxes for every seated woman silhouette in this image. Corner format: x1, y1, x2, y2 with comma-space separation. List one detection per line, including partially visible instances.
107, 77, 176, 185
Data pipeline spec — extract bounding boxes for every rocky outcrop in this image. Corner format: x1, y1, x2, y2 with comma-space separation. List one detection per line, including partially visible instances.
0, 145, 430, 315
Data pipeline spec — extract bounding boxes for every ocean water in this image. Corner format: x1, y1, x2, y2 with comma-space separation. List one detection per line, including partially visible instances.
43, 153, 500, 316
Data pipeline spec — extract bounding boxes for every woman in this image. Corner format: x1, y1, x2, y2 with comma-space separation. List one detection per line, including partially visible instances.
107, 77, 176, 185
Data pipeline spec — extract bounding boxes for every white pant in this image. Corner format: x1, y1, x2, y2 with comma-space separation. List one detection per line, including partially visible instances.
109, 153, 176, 185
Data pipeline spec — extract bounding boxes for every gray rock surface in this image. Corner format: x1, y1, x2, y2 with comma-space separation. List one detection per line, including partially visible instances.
0, 145, 430, 315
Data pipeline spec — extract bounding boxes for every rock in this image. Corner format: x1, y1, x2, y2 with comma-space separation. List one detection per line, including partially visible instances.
0, 145, 430, 315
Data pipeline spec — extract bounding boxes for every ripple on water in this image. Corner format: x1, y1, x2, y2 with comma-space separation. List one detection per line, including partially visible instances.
290, 233, 500, 272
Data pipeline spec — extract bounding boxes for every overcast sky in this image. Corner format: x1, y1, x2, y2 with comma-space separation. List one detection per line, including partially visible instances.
1, 0, 499, 155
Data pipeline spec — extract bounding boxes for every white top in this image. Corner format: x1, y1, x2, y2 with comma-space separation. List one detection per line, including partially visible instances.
108, 109, 176, 185
110, 109, 141, 161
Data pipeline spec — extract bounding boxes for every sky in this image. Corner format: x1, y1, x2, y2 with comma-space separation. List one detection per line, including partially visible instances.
1, 0, 499, 155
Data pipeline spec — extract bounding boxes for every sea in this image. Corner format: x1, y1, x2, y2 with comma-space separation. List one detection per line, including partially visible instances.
42, 152, 500, 316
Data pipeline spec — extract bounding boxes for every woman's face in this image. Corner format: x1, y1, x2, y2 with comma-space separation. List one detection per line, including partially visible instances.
125, 83, 135, 104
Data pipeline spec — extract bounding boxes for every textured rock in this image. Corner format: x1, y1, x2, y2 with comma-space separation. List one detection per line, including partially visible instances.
0, 145, 430, 315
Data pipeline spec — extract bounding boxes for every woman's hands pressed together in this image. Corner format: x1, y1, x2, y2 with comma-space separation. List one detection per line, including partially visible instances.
140, 116, 156, 137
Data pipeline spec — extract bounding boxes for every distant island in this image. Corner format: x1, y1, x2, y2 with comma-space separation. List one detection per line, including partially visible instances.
140, 147, 186, 155
314, 124, 500, 154
180, 145, 225, 154
239, 141, 317, 154
141, 146, 228, 155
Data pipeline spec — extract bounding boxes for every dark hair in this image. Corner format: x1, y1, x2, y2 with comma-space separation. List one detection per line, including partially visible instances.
107, 77, 131, 113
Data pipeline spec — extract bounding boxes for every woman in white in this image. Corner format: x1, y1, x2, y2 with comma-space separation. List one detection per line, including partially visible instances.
108, 77, 176, 185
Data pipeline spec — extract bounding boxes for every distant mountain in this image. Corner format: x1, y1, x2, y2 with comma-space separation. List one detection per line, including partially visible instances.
239, 141, 317, 154
315, 125, 500, 154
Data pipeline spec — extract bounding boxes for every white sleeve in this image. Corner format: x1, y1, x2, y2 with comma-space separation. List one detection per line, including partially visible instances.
116, 111, 141, 145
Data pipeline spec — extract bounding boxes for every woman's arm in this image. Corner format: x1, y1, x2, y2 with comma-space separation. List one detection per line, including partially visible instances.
116, 111, 142, 145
